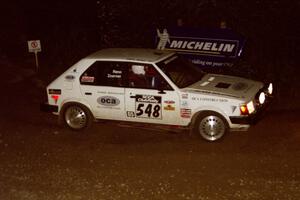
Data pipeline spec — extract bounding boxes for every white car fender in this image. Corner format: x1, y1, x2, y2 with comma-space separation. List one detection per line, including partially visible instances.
190, 105, 231, 126
60, 97, 93, 116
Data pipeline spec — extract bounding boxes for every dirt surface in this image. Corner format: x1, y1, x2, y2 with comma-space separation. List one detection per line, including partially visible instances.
0, 78, 300, 200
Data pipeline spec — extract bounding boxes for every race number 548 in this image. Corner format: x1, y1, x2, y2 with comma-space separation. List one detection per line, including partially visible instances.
135, 95, 162, 119
136, 103, 161, 118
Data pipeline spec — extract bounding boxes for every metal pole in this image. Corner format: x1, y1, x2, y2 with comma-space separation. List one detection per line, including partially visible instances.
34, 51, 39, 71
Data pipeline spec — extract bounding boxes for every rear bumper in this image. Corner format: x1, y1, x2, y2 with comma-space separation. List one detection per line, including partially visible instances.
40, 103, 58, 113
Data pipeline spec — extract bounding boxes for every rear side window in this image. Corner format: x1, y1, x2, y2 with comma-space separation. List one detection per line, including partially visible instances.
80, 61, 128, 87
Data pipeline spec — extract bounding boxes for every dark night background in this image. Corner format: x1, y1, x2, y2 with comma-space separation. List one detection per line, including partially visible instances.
1, 0, 299, 107
1, 2, 300, 199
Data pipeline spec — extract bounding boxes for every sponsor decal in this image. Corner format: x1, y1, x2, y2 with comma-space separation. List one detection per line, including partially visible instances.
48, 89, 61, 95
126, 111, 135, 117
136, 95, 161, 104
180, 108, 192, 118
181, 101, 188, 107
164, 105, 175, 111
164, 100, 175, 104
97, 96, 120, 106
181, 93, 188, 99
191, 90, 241, 98
191, 97, 228, 102
135, 95, 162, 119
81, 76, 95, 83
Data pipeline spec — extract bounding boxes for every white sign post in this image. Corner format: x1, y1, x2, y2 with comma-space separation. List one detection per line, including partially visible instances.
27, 40, 41, 71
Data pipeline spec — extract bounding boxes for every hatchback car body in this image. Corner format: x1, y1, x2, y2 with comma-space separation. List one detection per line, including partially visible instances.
41, 48, 273, 141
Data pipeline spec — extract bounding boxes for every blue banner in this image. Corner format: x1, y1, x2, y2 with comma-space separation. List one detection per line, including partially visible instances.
155, 27, 246, 68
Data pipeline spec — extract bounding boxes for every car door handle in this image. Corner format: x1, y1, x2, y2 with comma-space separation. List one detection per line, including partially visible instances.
130, 95, 136, 98
85, 92, 92, 95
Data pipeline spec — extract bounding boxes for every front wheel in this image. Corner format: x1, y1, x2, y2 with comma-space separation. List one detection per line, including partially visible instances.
194, 111, 228, 141
62, 104, 93, 130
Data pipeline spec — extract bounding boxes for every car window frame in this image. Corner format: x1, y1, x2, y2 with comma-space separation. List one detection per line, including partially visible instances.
80, 61, 128, 88
80, 60, 174, 91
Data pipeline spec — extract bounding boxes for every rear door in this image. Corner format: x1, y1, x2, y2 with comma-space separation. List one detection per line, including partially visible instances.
79, 61, 127, 121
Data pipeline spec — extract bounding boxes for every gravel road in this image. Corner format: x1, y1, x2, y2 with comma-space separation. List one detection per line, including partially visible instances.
0, 80, 299, 200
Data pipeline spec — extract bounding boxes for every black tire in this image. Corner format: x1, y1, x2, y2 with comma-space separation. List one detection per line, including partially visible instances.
61, 103, 93, 130
193, 111, 228, 142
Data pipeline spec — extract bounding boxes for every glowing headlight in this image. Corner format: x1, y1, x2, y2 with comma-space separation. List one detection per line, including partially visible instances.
259, 92, 266, 104
240, 101, 255, 115
267, 83, 273, 95
247, 101, 255, 114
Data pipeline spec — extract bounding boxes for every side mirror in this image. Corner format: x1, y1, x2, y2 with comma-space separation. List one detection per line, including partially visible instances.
152, 76, 172, 94
157, 80, 168, 94
158, 88, 166, 94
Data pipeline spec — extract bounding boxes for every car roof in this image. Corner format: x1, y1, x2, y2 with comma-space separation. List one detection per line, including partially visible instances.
86, 48, 175, 63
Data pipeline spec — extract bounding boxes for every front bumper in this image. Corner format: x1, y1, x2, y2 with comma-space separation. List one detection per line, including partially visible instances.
40, 103, 58, 113
230, 110, 264, 125
230, 94, 273, 125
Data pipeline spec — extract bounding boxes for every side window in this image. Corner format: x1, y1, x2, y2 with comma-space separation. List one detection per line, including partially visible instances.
80, 61, 127, 87
128, 64, 172, 90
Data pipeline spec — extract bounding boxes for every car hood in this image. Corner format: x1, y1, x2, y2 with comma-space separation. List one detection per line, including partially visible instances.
185, 74, 264, 99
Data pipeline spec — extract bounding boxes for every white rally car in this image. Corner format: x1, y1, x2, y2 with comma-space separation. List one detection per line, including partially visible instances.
41, 48, 273, 141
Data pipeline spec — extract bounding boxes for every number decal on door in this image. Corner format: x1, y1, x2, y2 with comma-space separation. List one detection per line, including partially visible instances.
135, 95, 162, 119
136, 103, 161, 118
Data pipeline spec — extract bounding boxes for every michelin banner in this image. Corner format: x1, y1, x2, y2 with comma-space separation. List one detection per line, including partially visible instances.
155, 27, 246, 68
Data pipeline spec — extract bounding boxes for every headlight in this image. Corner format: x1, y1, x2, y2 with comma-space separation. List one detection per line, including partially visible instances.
267, 83, 273, 95
259, 92, 266, 104
247, 101, 255, 114
240, 101, 255, 115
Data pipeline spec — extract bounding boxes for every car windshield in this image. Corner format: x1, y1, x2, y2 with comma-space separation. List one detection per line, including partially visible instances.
156, 55, 206, 88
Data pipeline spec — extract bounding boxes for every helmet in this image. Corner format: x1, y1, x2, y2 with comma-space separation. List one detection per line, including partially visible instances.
131, 65, 145, 75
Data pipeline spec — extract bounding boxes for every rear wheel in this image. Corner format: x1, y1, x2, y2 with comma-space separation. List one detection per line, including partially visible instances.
194, 111, 228, 141
63, 104, 93, 130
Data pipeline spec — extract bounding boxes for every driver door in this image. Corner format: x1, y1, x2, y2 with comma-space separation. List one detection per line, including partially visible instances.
124, 63, 180, 125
